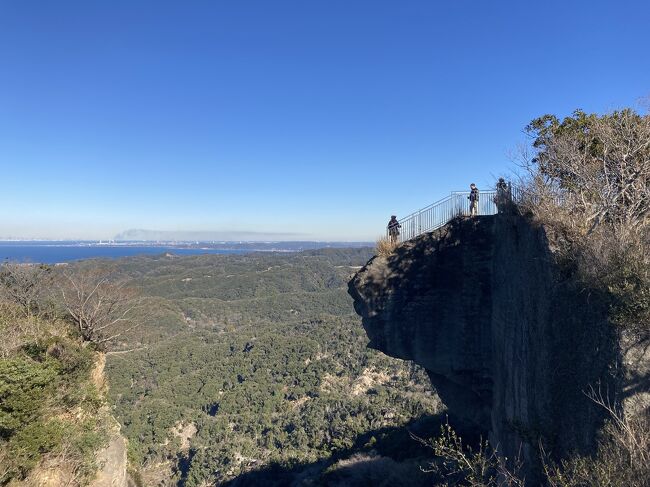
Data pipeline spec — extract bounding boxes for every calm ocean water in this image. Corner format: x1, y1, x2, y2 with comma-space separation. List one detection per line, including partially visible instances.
0, 242, 249, 264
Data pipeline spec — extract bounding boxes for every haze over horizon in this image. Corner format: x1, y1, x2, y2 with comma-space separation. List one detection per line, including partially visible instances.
112, 228, 370, 243
1, 1, 649, 240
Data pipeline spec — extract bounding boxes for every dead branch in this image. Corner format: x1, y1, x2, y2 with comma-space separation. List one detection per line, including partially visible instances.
58, 267, 147, 348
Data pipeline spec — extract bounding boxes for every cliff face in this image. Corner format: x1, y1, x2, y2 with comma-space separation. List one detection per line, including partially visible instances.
90, 353, 130, 487
348, 215, 619, 477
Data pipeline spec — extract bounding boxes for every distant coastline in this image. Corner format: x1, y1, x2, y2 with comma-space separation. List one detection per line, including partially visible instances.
0, 240, 373, 264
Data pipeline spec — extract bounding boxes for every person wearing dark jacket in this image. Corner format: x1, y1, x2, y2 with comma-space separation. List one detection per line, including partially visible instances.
494, 178, 510, 214
468, 183, 479, 216
387, 215, 401, 243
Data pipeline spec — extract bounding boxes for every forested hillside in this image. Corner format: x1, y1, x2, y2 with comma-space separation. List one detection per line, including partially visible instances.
96, 249, 442, 486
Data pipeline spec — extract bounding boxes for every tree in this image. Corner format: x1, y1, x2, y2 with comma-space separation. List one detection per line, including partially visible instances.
520, 107, 650, 343
0, 262, 53, 318
523, 108, 650, 239
58, 267, 144, 348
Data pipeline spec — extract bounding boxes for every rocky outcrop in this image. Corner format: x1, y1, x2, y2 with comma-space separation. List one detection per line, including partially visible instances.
90, 353, 131, 487
348, 215, 620, 479
91, 416, 129, 487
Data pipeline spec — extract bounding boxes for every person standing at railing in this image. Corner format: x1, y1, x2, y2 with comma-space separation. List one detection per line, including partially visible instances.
387, 215, 401, 243
468, 183, 479, 216
494, 178, 510, 214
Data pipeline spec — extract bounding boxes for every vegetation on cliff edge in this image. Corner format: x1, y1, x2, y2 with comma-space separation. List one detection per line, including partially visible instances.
0, 266, 107, 486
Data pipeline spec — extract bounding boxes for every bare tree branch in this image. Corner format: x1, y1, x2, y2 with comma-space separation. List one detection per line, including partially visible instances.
58, 267, 146, 348
0, 262, 53, 318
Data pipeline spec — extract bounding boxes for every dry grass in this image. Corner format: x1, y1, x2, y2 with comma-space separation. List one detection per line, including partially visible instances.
543, 407, 650, 487
376, 236, 399, 257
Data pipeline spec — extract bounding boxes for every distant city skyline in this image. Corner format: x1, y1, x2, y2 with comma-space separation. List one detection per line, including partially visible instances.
1, 1, 649, 240
113, 228, 313, 242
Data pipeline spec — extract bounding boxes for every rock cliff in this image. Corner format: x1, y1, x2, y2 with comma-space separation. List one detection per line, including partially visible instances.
348, 215, 620, 479
90, 353, 130, 487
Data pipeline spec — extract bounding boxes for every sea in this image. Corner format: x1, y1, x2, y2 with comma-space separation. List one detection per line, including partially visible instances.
0, 241, 250, 264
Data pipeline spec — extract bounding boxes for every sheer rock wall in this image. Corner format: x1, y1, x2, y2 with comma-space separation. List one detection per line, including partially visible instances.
348, 215, 618, 479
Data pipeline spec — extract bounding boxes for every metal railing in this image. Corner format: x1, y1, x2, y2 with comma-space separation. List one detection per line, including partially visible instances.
389, 186, 523, 243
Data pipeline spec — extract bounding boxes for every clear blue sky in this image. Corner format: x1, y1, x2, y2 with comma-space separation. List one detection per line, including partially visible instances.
1, 1, 648, 240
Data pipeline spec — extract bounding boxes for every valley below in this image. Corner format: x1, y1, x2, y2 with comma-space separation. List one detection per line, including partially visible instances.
98, 248, 442, 486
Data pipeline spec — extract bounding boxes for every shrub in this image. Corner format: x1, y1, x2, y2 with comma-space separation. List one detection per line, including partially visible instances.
6, 419, 66, 477
413, 422, 524, 487
417, 404, 649, 486
0, 357, 57, 437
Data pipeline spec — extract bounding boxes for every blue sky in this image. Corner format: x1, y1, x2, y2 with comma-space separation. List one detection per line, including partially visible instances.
0, 1, 648, 240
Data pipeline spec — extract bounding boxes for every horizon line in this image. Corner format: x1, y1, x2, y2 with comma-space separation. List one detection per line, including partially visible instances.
0, 238, 374, 244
